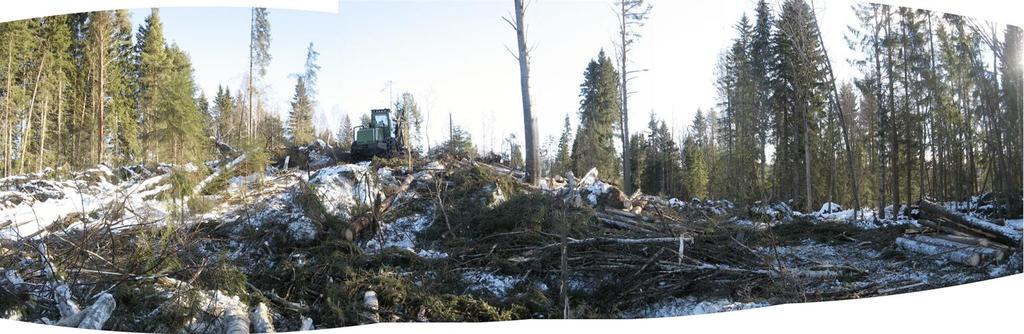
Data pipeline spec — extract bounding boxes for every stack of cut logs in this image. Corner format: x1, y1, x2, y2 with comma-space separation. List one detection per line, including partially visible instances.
898, 199, 1023, 267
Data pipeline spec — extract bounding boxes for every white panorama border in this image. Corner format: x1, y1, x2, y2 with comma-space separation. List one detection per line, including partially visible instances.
0, 0, 1021, 333
0, 0, 338, 23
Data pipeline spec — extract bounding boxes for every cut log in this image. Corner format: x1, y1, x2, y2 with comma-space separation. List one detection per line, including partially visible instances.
361, 291, 380, 324
912, 235, 1005, 262
896, 236, 981, 267
221, 297, 250, 334
344, 174, 415, 241
917, 199, 1023, 248
266, 290, 309, 312
53, 284, 80, 319
56, 293, 116, 330
592, 212, 646, 231
299, 316, 314, 331
925, 233, 1010, 252
0, 269, 25, 294
539, 236, 682, 250
250, 303, 275, 333
917, 219, 974, 238
193, 153, 247, 196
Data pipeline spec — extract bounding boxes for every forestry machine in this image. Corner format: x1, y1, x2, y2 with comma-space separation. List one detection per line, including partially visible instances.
350, 108, 408, 161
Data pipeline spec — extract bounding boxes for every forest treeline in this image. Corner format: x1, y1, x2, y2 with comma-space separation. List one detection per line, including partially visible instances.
0, 8, 340, 177
544, 0, 1021, 217
1, 1, 1021, 218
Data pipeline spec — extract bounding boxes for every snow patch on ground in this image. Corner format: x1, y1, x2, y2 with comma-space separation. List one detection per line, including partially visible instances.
1006, 219, 1023, 231
461, 270, 521, 297
668, 198, 735, 215
818, 202, 842, 214
584, 181, 612, 206
287, 218, 317, 243
362, 211, 447, 259
620, 297, 768, 318
0, 165, 172, 239
308, 162, 381, 221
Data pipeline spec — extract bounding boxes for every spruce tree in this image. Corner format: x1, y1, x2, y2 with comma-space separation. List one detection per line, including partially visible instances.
681, 135, 708, 200
108, 10, 137, 166
287, 77, 315, 145
770, 0, 828, 211
551, 114, 573, 177
149, 44, 207, 164
570, 50, 621, 180
337, 112, 353, 150
136, 8, 168, 161
213, 85, 235, 144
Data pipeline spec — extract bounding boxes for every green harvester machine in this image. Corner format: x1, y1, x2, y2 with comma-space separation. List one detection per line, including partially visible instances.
350, 108, 408, 161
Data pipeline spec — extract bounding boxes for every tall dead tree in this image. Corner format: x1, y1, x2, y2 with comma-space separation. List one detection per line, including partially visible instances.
616, 0, 651, 194
249, 8, 271, 141
505, 0, 540, 185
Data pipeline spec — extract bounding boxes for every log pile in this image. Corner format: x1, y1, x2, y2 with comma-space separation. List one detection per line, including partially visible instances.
898, 199, 1022, 267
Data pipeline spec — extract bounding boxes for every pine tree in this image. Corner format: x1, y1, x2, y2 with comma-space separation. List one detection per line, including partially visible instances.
35, 14, 74, 172
85, 11, 118, 165
1, 19, 34, 175
571, 50, 622, 179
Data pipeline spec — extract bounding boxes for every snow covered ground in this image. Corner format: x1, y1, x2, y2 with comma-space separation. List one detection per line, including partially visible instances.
620, 297, 768, 318
308, 162, 382, 221
0, 165, 172, 239
362, 210, 448, 259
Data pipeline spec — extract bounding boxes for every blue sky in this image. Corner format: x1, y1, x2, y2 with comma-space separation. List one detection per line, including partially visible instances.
127, 0, 863, 152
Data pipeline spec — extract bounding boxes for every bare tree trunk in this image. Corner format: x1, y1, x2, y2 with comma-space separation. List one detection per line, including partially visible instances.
249, 8, 255, 141
618, 0, 633, 194
3, 39, 12, 177
510, 0, 540, 185
20, 55, 47, 174
52, 82, 63, 171
872, 7, 887, 218
802, 99, 813, 212
38, 94, 49, 172
900, 15, 913, 207
884, 11, 900, 216
96, 24, 106, 166
811, 2, 860, 217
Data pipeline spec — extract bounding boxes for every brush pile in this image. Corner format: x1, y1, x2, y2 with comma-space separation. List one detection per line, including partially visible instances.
0, 153, 1020, 332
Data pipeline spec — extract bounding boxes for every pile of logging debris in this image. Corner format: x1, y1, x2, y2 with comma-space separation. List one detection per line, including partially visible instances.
899, 199, 1022, 267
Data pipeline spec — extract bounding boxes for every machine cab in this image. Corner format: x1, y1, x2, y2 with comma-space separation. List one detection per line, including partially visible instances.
370, 109, 393, 136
